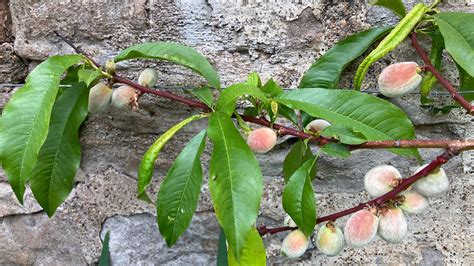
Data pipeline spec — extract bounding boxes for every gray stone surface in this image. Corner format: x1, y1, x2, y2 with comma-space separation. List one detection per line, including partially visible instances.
0, 0, 11, 43
0, 0, 473, 265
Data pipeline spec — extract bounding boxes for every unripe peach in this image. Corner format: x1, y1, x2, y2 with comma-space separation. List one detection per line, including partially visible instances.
398, 190, 429, 215
284, 214, 297, 228
344, 209, 379, 248
413, 165, 449, 197
305, 119, 331, 133
138, 68, 158, 88
377, 206, 408, 244
246, 127, 277, 154
281, 229, 310, 259
111, 85, 138, 110
88, 83, 112, 114
378, 62, 422, 97
364, 165, 402, 198
315, 222, 345, 256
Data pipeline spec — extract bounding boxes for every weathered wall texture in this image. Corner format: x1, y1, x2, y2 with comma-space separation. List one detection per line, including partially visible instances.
0, 0, 473, 264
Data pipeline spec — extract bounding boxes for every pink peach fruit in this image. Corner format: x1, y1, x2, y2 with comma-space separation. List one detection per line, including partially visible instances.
378, 62, 422, 97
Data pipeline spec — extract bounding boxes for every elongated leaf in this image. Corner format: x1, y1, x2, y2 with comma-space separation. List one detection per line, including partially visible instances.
321, 143, 351, 158
187, 87, 214, 108
278, 104, 299, 125
300, 26, 392, 89
98, 231, 110, 266
157, 130, 207, 246
282, 157, 317, 236
29, 83, 89, 217
435, 13, 474, 77
247, 72, 262, 88
207, 112, 263, 261
217, 228, 228, 266
0, 54, 83, 203
320, 124, 366, 145
276, 88, 420, 159
261, 78, 283, 97
283, 140, 315, 182
215, 83, 269, 116
228, 228, 266, 266
138, 114, 207, 203
354, 3, 428, 89
458, 65, 474, 102
369, 0, 406, 18
78, 68, 102, 87
114, 42, 220, 89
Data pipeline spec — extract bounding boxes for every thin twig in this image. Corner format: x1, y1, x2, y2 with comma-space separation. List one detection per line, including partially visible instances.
258, 149, 458, 236
411, 32, 474, 115
53, 31, 101, 67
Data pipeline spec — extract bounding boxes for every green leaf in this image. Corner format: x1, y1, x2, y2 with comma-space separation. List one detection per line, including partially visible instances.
435, 13, 474, 77
458, 65, 474, 102
369, 0, 406, 18
420, 33, 444, 105
78, 68, 102, 87
98, 231, 110, 266
207, 112, 263, 262
247, 72, 262, 87
278, 104, 299, 126
114, 42, 220, 89
283, 140, 315, 182
321, 143, 351, 158
276, 88, 420, 159
215, 83, 269, 116
354, 3, 429, 89
187, 86, 214, 108
320, 124, 366, 145
228, 228, 266, 266
300, 26, 392, 89
261, 78, 284, 97
29, 83, 89, 217
157, 130, 207, 246
282, 157, 317, 236
137, 114, 207, 203
217, 228, 228, 266
0, 54, 83, 203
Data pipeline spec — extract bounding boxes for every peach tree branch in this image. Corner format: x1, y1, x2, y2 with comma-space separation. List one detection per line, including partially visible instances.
258, 148, 459, 236
411, 32, 474, 115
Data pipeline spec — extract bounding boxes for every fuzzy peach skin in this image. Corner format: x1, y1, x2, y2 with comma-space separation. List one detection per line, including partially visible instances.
305, 119, 331, 133
377, 207, 408, 244
413, 165, 449, 197
364, 165, 402, 198
138, 68, 158, 88
281, 229, 310, 259
378, 62, 422, 97
315, 222, 345, 256
111, 85, 138, 109
344, 209, 379, 248
88, 83, 112, 114
399, 190, 429, 214
246, 127, 277, 153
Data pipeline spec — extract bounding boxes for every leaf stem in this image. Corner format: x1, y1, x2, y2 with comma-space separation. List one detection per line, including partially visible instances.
410, 32, 474, 115
258, 149, 459, 236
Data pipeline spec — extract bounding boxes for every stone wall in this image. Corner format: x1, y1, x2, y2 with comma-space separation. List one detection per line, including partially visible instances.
0, 0, 473, 264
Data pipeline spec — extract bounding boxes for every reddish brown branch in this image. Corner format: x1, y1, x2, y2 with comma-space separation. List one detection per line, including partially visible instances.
258, 149, 459, 236
114, 77, 474, 151
411, 32, 474, 115
113, 75, 212, 111
54, 31, 474, 152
